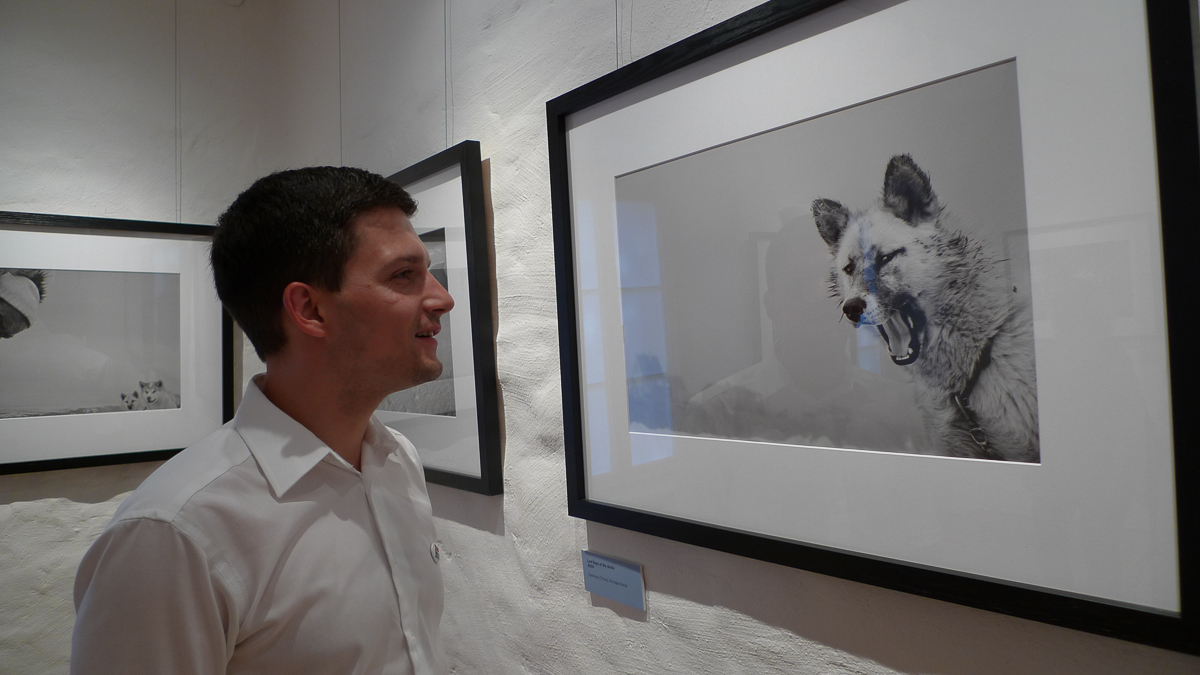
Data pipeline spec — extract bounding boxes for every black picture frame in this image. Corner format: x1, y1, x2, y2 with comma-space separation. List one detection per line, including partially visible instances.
383, 140, 503, 496
0, 210, 234, 474
548, 0, 1200, 654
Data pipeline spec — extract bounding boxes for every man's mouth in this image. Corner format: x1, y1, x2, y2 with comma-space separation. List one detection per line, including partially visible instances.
875, 295, 926, 366
416, 326, 440, 339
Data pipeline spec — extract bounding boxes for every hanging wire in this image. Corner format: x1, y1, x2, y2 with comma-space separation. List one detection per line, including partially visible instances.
445, 0, 453, 149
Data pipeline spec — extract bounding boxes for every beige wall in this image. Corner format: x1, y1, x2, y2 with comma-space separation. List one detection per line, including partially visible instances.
2, 1, 1199, 673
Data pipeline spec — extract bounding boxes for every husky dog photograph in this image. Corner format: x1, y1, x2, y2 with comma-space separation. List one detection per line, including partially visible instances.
814, 155, 1038, 462
610, 60, 1036, 460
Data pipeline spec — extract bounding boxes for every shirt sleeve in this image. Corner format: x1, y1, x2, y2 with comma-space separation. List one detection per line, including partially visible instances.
71, 517, 233, 675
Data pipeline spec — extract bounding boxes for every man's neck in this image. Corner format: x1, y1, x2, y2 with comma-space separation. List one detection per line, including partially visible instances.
257, 367, 377, 471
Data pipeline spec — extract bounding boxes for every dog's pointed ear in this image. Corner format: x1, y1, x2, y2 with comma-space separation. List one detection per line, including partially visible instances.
812, 198, 849, 248
882, 154, 939, 224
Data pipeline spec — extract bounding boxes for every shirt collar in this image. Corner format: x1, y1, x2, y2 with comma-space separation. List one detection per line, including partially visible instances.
233, 376, 404, 498
234, 376, 344, 498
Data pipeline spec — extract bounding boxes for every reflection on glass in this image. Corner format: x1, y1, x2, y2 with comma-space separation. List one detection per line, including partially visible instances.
617, 202, 675, 465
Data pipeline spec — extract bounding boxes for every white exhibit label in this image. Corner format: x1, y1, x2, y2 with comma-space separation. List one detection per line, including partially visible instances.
582, 550, 645, 611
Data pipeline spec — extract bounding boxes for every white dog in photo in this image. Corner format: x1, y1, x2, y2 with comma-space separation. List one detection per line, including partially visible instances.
813, 154, 1039, 462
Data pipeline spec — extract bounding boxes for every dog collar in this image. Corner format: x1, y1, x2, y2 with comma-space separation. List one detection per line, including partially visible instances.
952, 332, 996, 456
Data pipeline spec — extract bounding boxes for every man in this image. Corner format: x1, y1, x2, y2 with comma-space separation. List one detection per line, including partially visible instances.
71, 167, 454, 674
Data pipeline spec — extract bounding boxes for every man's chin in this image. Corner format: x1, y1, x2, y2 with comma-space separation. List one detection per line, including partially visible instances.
423, 359, 444, 383
394, 361, 443, 392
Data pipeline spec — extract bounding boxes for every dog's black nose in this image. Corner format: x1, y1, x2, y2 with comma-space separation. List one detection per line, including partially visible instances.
843, 298, 866, 323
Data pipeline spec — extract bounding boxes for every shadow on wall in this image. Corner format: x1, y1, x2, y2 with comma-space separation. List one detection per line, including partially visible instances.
590, 587, 648, 623
583, 522, 1170, 675
428, 483, 505, 536
0, 460, 161, 507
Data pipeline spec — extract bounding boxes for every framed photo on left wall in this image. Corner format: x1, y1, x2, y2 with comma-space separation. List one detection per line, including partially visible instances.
0, 211, 233, 474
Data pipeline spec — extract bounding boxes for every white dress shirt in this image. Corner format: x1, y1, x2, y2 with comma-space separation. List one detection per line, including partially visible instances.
71, 377, 447, 675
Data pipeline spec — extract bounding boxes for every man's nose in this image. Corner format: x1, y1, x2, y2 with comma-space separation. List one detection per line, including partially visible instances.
427, 271, 455, 314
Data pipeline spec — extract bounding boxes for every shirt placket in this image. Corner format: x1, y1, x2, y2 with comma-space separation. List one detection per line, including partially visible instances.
361, 452, 434, 675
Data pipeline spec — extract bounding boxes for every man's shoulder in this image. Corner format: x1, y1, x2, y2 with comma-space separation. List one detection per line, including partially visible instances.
370, 417, 417, 458
110, 422, 256, 527
383, 425, 415, 452
370, 419, 429, 484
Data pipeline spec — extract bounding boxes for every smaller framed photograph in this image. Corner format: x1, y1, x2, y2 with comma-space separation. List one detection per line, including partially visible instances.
378, 140, 503, 495
0, 211, 233, 474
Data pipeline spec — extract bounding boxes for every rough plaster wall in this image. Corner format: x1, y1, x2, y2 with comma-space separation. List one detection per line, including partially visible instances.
422, 3, 619, 672
0, 463, 158, 673
3, 1, 1200, 674
340, 0, 448, 175
178, 0, 342, 224
0, 0, 176, 220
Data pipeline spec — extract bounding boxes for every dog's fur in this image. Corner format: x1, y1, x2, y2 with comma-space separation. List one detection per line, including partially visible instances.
138, 380, 180, 409
813, 155, 1039, 461
121, 380, 180, 411
120, 390, 147, 411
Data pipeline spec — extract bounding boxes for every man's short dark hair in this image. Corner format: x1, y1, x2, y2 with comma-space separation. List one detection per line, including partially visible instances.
211, 166, 417, 358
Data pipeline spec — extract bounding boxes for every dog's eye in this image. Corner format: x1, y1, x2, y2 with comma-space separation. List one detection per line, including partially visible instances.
877, 247, 906, 268
842, 259, 855, 275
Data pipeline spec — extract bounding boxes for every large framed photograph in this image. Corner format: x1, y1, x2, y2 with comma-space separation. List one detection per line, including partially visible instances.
0, 211, 233, 473
549, 0, 1199, 652
378, 140, 503, 495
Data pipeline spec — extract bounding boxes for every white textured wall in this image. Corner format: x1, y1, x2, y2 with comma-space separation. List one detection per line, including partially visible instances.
2, 1, 1200, 674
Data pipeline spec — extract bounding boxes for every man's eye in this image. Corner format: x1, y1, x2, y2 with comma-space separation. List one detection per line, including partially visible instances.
842, 259, 855, 275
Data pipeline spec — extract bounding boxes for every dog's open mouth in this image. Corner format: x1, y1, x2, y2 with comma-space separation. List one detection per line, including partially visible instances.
876, 296, 926, 366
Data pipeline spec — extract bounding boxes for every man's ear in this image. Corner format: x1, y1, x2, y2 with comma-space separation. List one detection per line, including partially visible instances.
281, 282, 329, 338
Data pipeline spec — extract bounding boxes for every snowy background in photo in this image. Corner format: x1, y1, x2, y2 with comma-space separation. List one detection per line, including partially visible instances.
0, 268, 181, 417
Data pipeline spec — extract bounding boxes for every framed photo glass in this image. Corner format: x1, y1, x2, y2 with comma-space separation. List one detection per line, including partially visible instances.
550, 0, 1199, 652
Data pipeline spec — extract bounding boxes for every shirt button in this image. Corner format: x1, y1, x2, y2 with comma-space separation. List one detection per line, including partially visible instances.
430, 542, 442, 563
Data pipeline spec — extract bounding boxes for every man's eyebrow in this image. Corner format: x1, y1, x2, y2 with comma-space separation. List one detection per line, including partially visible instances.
383, 252, 430, 267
